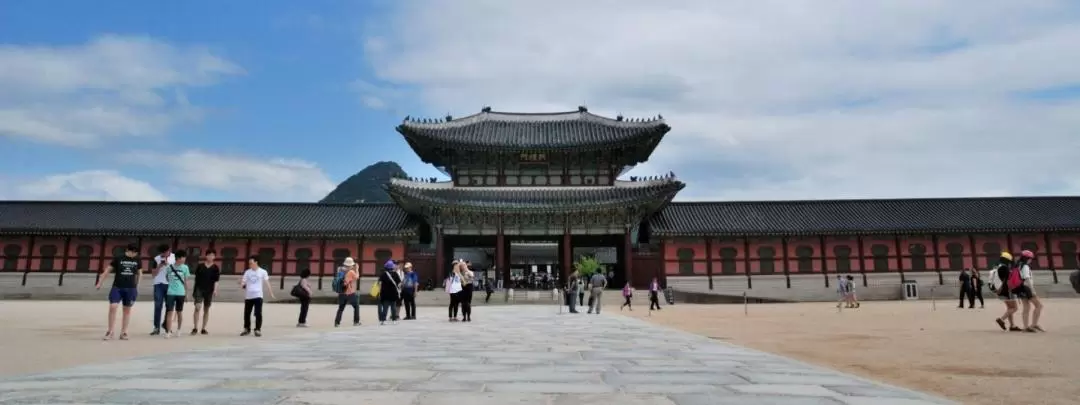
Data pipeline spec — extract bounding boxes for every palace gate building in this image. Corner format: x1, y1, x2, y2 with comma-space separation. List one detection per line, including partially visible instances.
2, 107, 1080, 301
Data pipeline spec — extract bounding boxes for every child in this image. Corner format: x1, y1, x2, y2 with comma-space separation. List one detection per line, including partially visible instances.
620, 282, 633, 311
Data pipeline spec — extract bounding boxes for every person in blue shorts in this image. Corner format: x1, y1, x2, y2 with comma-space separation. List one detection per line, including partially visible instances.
95, 244, 142, 341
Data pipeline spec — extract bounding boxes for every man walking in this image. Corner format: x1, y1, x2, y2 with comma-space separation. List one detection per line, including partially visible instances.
587, 271, 607, 314
190, 249, 220, 335
401, 262, 418, 320
333, 257, 360, 327
96, 244, 142, 340
649, 277, 662, 311
150, 244, 174, 335
240, 255, 273, 337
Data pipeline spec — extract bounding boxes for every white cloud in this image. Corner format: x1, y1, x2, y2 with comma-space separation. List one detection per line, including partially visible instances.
0, 35, 243, 146
0, 170, 168, 201
362, 0, 1080, 200
147, 150, 336, 202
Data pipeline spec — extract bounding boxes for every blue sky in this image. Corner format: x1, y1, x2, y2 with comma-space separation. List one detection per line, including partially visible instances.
2, 1, 1079, 202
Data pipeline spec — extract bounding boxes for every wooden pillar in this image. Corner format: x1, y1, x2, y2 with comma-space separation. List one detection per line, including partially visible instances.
21, 235, 36, 286
495, 224, 506, 287
58, 236, 72, 286
317, 238, 327, 290
561, 228, 572, 284
245, 238, 253, 268
624, 227, 634, 288
704, 237, 714, 290
781, 237, 791, 289
93, 236, 106, 286
932, 234, 943, 285
967, 234, 978, 271
1044, 232, 1058, 283
356, 237, 365, 287
819, 235, 829, 288
894, 234, 905, 283
856, 235, 867, 287
743, 235, 752, 289
279, 238, 290, 290
434, 227, 445, 283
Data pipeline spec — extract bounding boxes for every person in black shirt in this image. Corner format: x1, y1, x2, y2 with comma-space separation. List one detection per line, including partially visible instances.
96, 244, 142, 341
190, 249, 220, 335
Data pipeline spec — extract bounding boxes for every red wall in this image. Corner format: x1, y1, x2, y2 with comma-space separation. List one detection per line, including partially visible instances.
1050, 233, 1080, 269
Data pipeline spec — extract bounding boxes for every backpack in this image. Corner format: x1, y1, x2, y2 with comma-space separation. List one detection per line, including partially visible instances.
1006, 266, 1023, 291
986, 269, 999, 291
331, 270, 347, 294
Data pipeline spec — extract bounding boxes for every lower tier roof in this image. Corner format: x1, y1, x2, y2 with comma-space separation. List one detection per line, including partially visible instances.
1, 196, 1079, 237
384, 178, 685, 212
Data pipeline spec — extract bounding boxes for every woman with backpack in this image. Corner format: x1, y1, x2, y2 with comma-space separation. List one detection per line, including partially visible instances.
1013, 250, 1044, 332
992, 252, 1021, 332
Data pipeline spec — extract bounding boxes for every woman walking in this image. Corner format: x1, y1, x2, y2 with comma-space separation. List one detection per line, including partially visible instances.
377, 261, 402, 325
1014, 250, 1044, 332
992, 252, 1021, 332
293, 269, 313, 327
620, 282, 633, 311
648, 277, 662, 311
445, 261, 463, 322
459, 261, 476, 322
971, 268, 985, 309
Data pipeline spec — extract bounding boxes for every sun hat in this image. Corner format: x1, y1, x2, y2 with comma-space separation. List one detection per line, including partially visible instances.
343, 257, 355, 267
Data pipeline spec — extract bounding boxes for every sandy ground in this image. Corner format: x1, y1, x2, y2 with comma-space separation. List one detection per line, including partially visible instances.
626, 298, 1080, 405
0, 300, 377, 377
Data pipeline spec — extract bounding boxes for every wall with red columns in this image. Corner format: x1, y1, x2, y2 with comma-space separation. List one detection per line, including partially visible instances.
662, 233, 1080, 276
0, 235, 408, 281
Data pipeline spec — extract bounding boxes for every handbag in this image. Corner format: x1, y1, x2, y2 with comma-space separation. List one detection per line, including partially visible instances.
290, 282, 307, 298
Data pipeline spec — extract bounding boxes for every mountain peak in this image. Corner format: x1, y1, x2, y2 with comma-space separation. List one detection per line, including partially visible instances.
319, 161, 408, 204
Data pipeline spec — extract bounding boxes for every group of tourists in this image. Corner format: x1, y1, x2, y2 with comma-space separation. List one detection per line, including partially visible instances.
96, 244, 271, 340
294, 256, 421, 327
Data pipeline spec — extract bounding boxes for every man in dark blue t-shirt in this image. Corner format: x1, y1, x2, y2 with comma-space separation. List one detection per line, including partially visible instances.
96, 244, 142, 340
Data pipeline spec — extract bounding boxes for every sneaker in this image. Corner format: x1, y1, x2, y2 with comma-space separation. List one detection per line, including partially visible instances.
164, 332, 172, 339
200, 329, 208, 335
391, 320, 398, 325
149, 328, 161, 336
995, 318, 1007, 331
353, 322, 361, 326
254, 330, 262, 337
379, 321, 385, 326
296, 323, 307, 328
1009, 326, 1023, 332
240, 330, 251, 336
190, 328, 198, 336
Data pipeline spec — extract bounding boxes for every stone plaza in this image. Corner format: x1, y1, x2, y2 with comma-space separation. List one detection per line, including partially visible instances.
0, 306, 952, 405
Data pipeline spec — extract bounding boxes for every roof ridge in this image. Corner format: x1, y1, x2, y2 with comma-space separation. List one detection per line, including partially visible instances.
0, 200, 402, 207
668, 196, 1080, 206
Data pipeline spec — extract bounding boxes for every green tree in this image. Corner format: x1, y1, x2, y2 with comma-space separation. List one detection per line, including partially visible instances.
574, 256, 602, 279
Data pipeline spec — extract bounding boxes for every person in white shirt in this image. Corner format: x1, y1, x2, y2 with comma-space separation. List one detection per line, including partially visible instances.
240, 255, 274, 337
150, 244, 176, 336
1013, 250, 1044, 332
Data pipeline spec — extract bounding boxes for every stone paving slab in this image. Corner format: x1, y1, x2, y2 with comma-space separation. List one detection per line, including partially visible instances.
0, 306, 955, 405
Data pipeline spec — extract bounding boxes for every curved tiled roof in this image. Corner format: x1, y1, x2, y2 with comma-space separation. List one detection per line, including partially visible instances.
385, 178, 685, 212
650, 197, 1080, 236
0, 201, 417, 237
397, 108, 669, 151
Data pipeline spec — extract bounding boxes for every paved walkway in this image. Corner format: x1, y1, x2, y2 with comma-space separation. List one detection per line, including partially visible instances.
0, 306, 952, 405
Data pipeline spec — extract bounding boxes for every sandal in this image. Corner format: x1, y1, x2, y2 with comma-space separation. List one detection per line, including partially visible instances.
1009, 326, 1023, 332
1023, 327, 1037, 333
103, 332, 113, 341
1031, 325, 1045, 332
119, 333, 129, 340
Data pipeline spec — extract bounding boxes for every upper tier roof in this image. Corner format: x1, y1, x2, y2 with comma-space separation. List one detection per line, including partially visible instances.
397, 107, 670, 157
651, 197, 1080, 236
384, 176, 685, 213
0, 201, 416, 237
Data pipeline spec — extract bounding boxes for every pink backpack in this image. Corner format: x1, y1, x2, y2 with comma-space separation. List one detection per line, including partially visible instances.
1006, 266, 1023, 291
